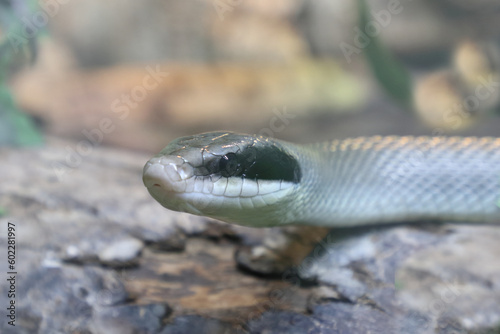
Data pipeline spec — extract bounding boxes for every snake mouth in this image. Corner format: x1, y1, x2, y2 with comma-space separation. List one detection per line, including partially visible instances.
143, 158, 194, 214
143, 156, 195, 209
143, 154, 296, 214
143, 156, 193, 190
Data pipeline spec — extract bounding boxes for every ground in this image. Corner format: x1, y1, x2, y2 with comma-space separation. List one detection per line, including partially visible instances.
1, 137, 500, 334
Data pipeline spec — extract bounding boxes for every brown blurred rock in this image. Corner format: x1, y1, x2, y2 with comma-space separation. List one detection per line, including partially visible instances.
12, 40, 365, 152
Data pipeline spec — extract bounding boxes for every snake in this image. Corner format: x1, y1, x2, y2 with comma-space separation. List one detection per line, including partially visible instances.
142, 131, 500, 228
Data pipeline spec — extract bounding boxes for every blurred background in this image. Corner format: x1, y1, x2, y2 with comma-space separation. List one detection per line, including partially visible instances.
4, 0, 500, 152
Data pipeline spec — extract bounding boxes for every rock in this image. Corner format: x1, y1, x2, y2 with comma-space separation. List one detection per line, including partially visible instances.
248, 309, 326, 334
60, 224, 142, 266
2, 259, 128, 333
236, 226, 329, 277
298, 224, 500, 332
0, 247, 168, 333
139, 229, 186, 253
98, 238, 144, 267
132, 202, 188, 251
307, 286, 349, 308
160, 315, 244, 334
92, 303, 171, 334
236, 245, 289, 277
248, 302, 433, 334
396, 225, 500, 331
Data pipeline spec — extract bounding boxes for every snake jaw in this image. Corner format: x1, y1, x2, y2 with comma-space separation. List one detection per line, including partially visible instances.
143, 153, 297, 226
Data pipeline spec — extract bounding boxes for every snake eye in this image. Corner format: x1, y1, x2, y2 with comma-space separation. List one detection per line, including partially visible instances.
219, 153, 240, 177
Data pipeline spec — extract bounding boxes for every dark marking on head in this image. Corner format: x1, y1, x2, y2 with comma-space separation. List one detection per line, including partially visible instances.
160, 132, 302, 183
203, 142, 301, 183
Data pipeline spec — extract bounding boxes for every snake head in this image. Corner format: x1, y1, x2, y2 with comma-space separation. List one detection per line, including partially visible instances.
143, 132, 301, 227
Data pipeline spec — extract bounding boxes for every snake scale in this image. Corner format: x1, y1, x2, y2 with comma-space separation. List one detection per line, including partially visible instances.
143, 132, 500, 228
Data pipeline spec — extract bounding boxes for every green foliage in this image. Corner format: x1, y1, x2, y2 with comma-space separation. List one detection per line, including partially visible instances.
0, 0, 43, 146
357, 0, 413, 107
0, 84, 42, 145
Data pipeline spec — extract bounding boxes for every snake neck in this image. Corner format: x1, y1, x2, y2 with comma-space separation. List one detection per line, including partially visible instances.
287, 136, 500, 227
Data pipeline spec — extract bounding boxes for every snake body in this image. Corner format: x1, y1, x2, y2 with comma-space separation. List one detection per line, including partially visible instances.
143, 132, 500, 227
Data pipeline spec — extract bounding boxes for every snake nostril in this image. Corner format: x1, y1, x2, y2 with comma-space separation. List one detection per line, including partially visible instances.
153, 183, 161, 188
